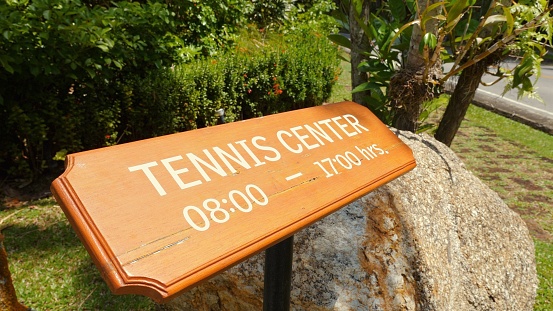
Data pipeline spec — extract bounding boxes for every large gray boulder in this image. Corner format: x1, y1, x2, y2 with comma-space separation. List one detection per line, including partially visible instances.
161, 130, 537, 310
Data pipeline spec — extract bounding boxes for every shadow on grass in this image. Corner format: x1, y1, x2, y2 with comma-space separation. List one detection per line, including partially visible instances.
2, 204, 157, 311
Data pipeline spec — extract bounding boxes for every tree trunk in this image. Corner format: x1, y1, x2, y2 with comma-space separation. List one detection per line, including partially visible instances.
348, 1, 371, 105
0, 234, 28, 311
434, 62, 487, 146
389, 0, 442, 132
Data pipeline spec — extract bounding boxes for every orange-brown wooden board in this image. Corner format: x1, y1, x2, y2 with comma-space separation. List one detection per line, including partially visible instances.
51, 101, 416, 302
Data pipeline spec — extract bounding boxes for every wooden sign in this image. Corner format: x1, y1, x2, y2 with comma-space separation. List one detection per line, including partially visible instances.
51, 101, 416, 302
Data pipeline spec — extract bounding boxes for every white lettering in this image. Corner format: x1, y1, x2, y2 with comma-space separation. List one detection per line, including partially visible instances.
213, 144, 251, 173
304, 123, 334, 145
235, 139, 265, 167
128, 161, 167, 196
290, 126, 320, 150
318, 119, 343, 140
160, 156, 202, 190
252, 136, 281, 161
187, 150, 227, 182
356, 145, 377, 160
332, 116, 357, 137
276, 130, 302, 154
343, 114, 369, 133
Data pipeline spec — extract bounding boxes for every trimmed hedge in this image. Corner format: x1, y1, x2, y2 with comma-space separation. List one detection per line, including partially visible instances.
173, 28, 341, 128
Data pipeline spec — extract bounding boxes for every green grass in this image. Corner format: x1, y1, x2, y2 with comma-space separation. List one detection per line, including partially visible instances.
329, 59, 353, 103
535, 240, 553, 310
461, 104, 553, 159
2, 198, 156, 310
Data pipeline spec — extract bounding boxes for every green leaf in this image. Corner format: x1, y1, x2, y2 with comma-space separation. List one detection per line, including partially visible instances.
512, 56, 534, 87
420, 32, 437, 52
502, 6, 514, 36
352, 81, 385, 93
113, 60, 123, 69
327, 34, 351, 49
483, 15, 507, 27
43, 10, 51, 20
0, 55, 15, 74
421, 2, 446, 29
446, 0, 469, 26
85, 68, 96, 79
337, 53, 351, 63
97, 44, 109, 52
386, 20, 420, 54
389, 0, 406, 21
53, 149, 68, 161
352, 0, 363, 16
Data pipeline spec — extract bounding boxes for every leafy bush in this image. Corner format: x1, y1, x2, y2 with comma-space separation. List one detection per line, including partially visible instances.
171, 27, 341, 128
0, 0, 192, 178
164, 0, 254, 56
0, 0, 339, 179
0, 18, 340, 179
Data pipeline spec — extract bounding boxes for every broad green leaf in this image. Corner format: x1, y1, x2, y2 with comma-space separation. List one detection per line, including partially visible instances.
352, 12, 377, 42
389, 0, 407, 21
43, 10, 51, 20
513, 56, 534, 87
85, 67, 96, 79
352, 0, 363, 16
328, 34, 351, 49
421, 2, 446, 29
337, 53, 351, 63
331, 10, 350, 32
453, 18, 479, 38
446, 0, 469, 25
483, 15, 507, 27
502, 6, 514, 36
352, 81, 385, 94
97, 44, 109, 52
405, 0, 417, 14
113, 60, 123, 69
0, 55, 14, 74
386, 20, 420, 54
420, 32, 437, 52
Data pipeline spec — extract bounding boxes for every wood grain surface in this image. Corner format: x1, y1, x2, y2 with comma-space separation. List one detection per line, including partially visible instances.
51, 101, 416, 302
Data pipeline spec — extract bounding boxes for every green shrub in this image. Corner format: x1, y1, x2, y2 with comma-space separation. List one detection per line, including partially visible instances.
0, 0, 191, 178
0, 0, 339, 180
163, 0, 254, 56
172, 26, 341, 127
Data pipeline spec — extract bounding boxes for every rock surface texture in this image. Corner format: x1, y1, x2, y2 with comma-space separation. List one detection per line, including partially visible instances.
161, 130, 537, 311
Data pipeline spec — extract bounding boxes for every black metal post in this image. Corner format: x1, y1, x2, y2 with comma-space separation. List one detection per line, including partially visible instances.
263, 235, 294, 311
